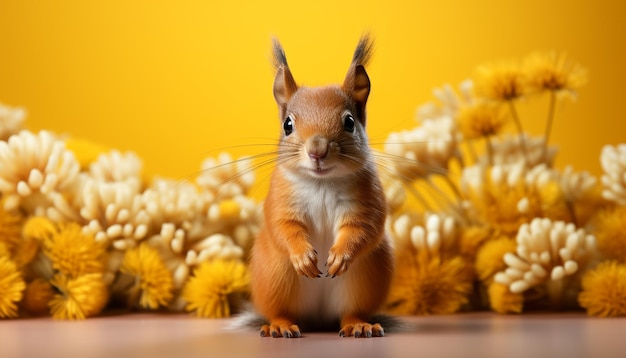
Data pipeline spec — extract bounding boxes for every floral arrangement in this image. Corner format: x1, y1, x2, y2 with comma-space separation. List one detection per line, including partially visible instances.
1, 51, 625, 320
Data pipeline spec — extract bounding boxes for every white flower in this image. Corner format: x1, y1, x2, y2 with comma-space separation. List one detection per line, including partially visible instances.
0, 130, 80, 211
559, 166, 597, 203
0, 103, 26, 141
416, 80, 474, 121
389, 212, 457, 257
80, 179, 150, 250
494, 218, 597, 298
89, 150, 143, 189
480, 133, 558, 169
384, 116, 460, 181
197, 153, 255, 199
143, 178, 210, 228
600, 144, 626, 205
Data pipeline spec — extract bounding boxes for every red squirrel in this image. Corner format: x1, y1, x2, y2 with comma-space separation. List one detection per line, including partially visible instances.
249, 35, 394, 338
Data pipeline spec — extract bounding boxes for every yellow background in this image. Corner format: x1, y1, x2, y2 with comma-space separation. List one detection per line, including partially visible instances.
1, 0, 624, 189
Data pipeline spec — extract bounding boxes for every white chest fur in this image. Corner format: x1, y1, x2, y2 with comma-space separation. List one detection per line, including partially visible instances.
289, 176, 356, 322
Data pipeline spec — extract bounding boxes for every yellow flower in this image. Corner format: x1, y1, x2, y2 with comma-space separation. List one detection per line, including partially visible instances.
578, 261, 626, 317
458, 225, 493, 261
182, 259, 250, 318
475, 236, 516, 283
22, 216, 57, 242
49, 273, 108, 320
43, 222, 106, 278
0, 256, 26, 318
523, 52, 587, 100
120, 244, 174, 310
474, 60, 526, 102
0, 202, 23, 253
457, 101, 508, 140
488, 282, 523, 314
21, 278, 55, 316
385, 252, 473, 316
591, 206, 626, 262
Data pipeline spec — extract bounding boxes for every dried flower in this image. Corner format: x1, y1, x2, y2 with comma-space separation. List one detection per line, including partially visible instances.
600, 144, 626, 205
494, 218, 597, 308
0, 256, 25, 318
457, 100, 508, 140
119, 244, 174, 310
0, 130, 80, 212
523, 52, 587, 100
49, 273, 108, 320
591, 206, 626, 262
21, 278, 55, 316
578, 260, 626, 317
488, 282, 523, 314
0, 102, 26, 141
43, 222, 106, 278
182, 259, 250, 318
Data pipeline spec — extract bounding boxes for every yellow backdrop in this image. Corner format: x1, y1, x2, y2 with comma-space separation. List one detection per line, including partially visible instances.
1, 0, 624, 189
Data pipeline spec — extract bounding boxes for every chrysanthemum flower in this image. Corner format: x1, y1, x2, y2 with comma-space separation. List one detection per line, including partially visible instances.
600, 144, 626, 206
458, 225, 493, 261
0, 130, 80, 212
21, 278, 55, 316
488, 282, 523, 314
386, 253, 473, 315
578, 260, 626, 317
389, 213, 458, 259
119, 244, 174, 310
49, 273, 108, 320
494, 218, 598, 308
523, 52, 587, 100
591, 206, 626, 262
43, 222, 106, 278
0, 256, 26, 318
457, 100, 508, 140
0, 102, 26, 141
475, 236, 516, 283
22, 216, 57, 242
182, 259, 250, 318
559, 166, 603, 227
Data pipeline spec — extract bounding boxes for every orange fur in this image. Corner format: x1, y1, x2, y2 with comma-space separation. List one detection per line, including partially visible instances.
250, 35, 393, 338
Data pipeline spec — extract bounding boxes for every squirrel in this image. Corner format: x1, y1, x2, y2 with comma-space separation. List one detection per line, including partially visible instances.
248, 35, 394, 338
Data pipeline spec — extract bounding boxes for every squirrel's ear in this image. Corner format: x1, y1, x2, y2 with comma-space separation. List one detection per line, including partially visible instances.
343, 64, 370, 123
273, 65, 297, 111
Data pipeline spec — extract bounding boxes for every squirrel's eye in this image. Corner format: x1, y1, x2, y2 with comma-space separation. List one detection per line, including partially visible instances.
283, 115, 294, 136
343, 113, 355, 133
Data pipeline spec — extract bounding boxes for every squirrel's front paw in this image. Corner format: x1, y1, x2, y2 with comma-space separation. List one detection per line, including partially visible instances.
290, 247, 321, 278
326, 248, 351, 277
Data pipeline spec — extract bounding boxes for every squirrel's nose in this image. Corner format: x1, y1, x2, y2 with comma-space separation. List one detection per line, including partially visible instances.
306, 136, 329, 160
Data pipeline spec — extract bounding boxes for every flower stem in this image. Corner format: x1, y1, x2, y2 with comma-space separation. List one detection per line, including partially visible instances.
485, 135, 494, 166
542, 91, 557, 164
507, 100, 529, 165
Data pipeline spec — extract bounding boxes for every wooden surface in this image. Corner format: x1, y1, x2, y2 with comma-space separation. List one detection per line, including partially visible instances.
1, 312, 624, 358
